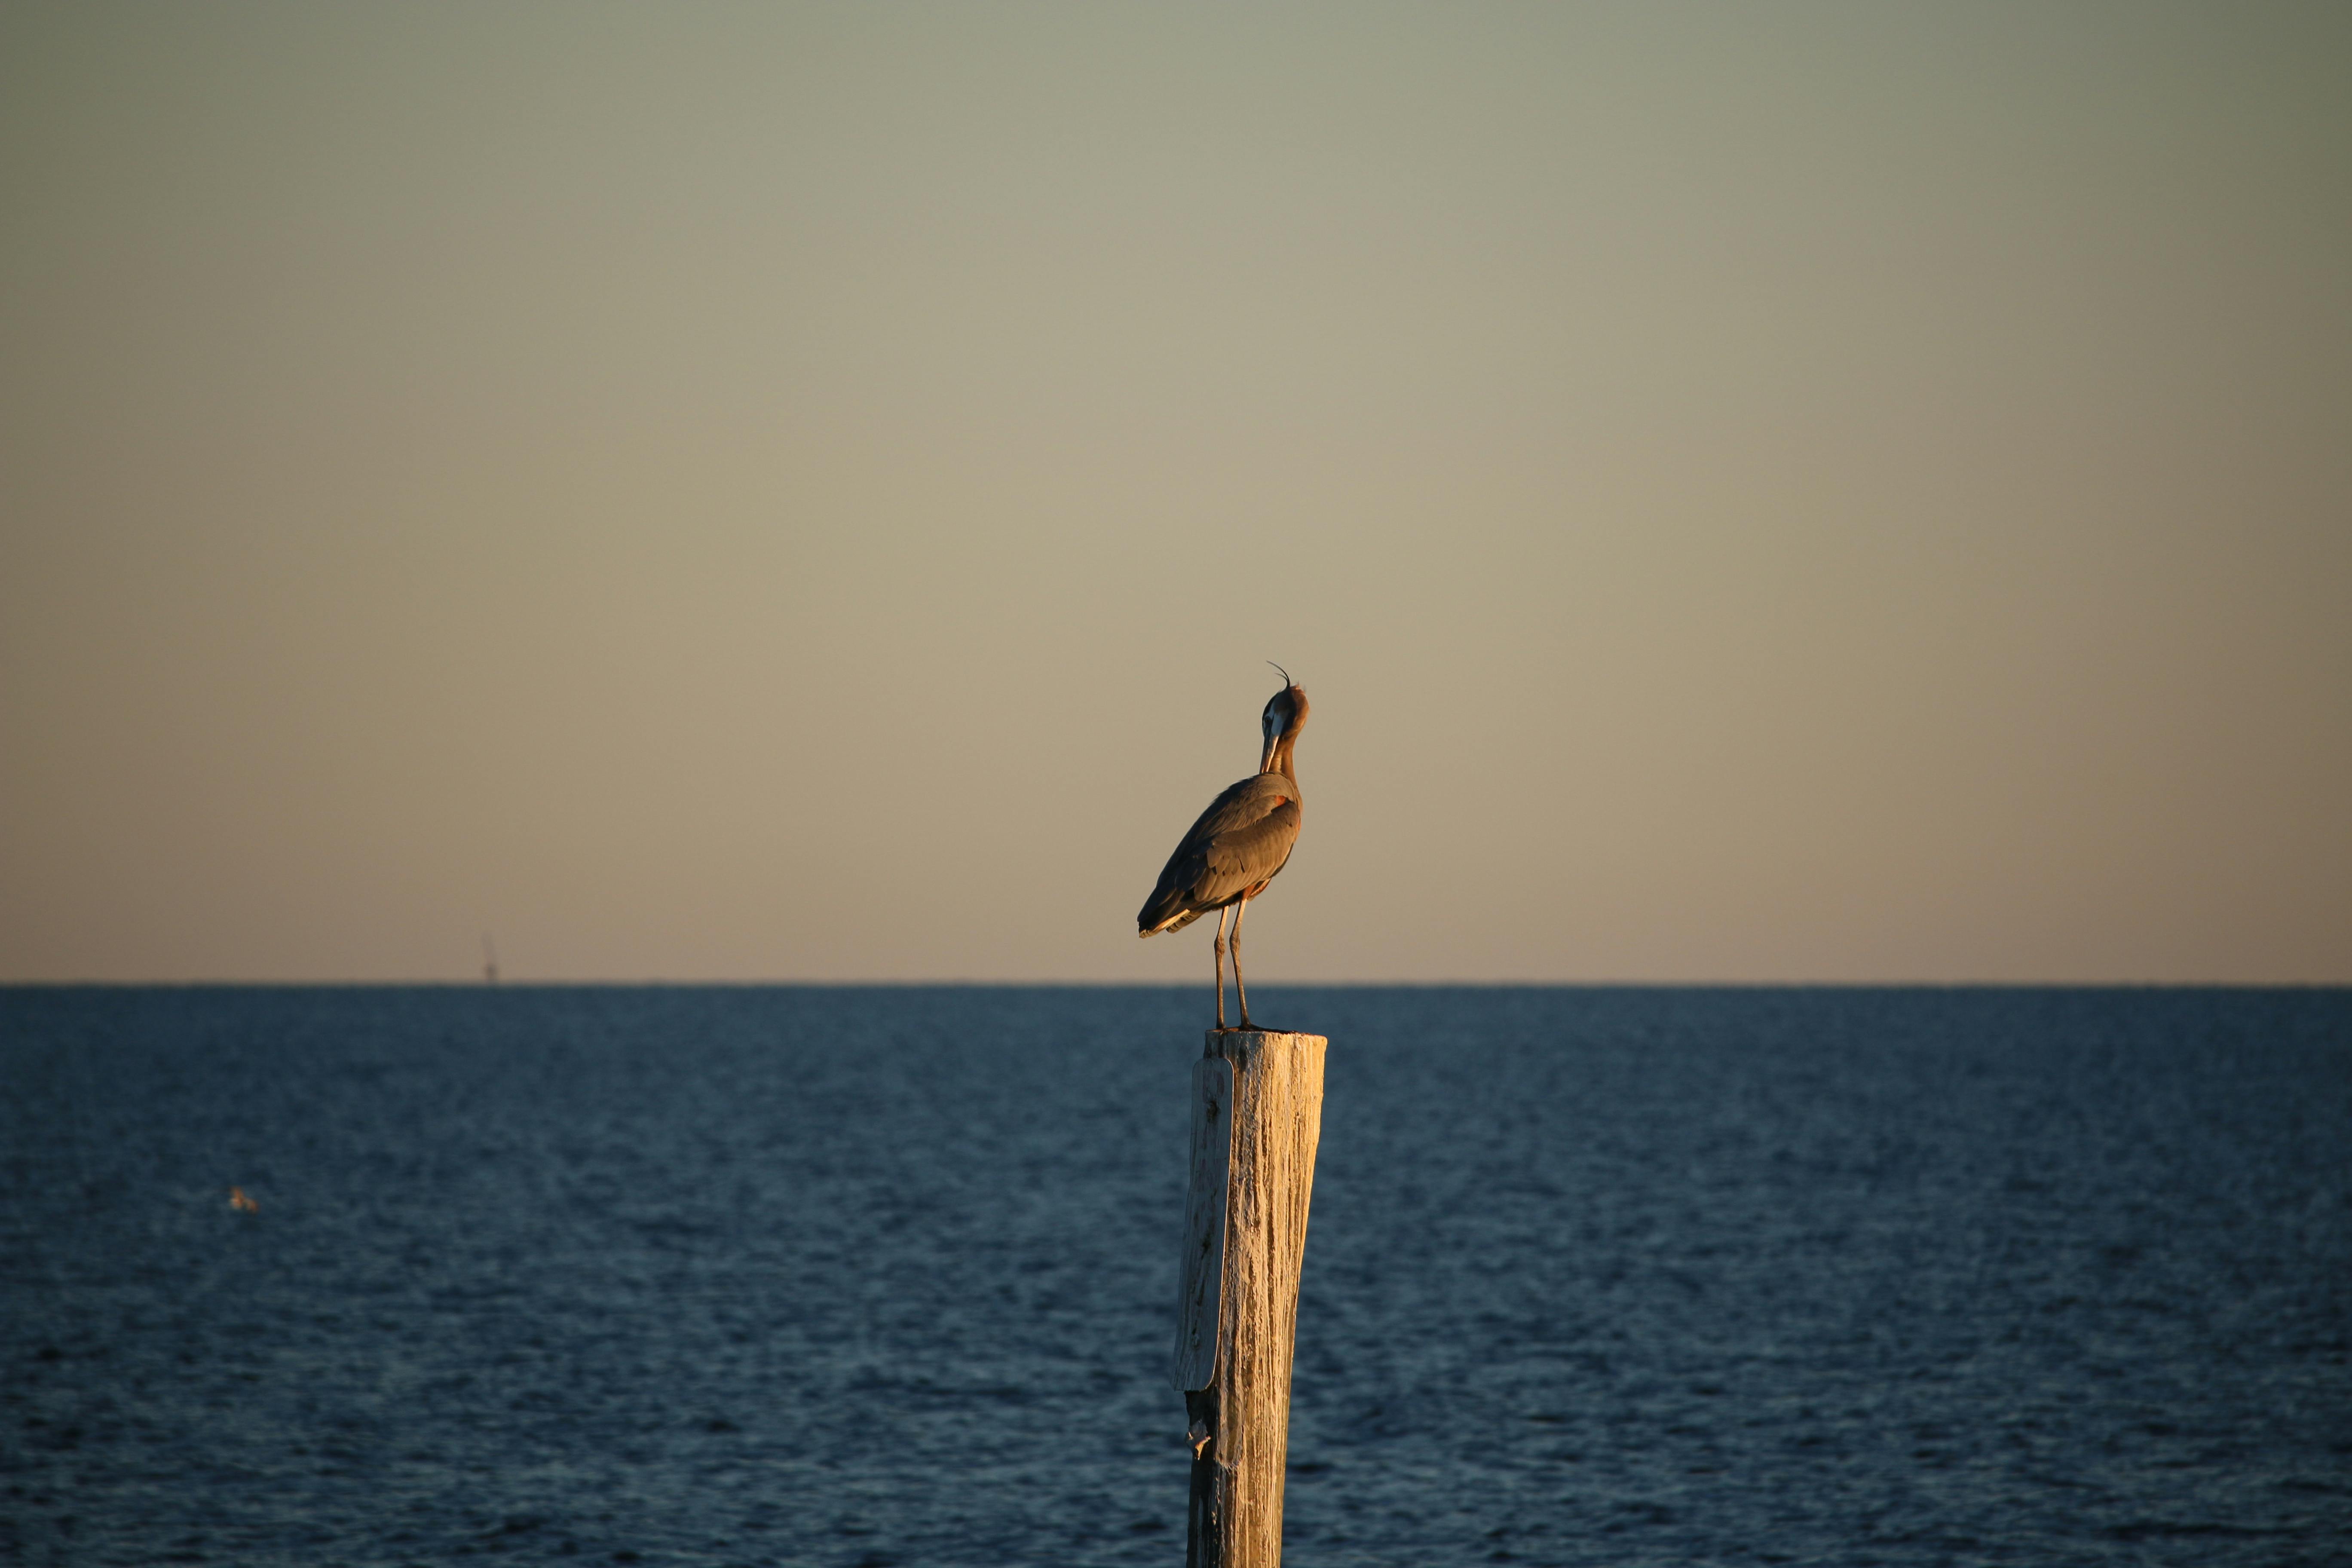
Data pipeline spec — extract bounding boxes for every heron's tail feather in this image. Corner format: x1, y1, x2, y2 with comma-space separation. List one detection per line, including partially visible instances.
1137, 879, 1206, 937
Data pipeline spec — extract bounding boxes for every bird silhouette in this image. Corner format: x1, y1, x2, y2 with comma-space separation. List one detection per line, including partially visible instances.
1138, 669, 1309, 1031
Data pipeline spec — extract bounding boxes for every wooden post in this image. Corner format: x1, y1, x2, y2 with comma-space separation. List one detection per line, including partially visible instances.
1173, 1029, 1326, 1568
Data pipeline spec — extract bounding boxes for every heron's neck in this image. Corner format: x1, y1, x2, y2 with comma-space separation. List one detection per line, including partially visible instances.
1264, 733, 1300, 785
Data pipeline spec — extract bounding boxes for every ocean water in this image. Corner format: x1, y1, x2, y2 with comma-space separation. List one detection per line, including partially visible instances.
2, 986, 2347, 1568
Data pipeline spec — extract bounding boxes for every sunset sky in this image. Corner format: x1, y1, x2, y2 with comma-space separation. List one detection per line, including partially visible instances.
4, 3, 2346, 982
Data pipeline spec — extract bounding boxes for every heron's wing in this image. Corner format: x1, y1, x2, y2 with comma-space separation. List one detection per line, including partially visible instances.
1138, 777, 1302, 932
1197, 798, 1301, 894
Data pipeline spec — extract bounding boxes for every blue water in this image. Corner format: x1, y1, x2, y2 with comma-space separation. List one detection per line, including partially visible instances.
3, 987, 2347, 1567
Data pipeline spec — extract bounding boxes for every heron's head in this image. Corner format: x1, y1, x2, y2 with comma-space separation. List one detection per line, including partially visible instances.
1259, 668, 1308, 773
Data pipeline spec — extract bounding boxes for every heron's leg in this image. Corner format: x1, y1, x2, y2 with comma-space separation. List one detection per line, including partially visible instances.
1231, 895, 1253, 1030
1211, 905, 1231, 1031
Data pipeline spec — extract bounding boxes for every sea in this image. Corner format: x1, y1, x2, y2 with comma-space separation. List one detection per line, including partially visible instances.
2, 986, 2347, 1568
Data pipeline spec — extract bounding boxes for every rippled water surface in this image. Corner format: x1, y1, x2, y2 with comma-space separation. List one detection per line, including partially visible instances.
3, 986, 2348, 1566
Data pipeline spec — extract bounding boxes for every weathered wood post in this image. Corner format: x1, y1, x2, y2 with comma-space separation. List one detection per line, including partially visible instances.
1173, 1029, 1326, 1568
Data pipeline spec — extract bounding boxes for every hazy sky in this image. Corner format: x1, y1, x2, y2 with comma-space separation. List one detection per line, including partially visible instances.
3, 3, 2347, 982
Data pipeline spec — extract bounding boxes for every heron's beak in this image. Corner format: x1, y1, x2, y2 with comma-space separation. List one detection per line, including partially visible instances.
1259, 725, 1281, 774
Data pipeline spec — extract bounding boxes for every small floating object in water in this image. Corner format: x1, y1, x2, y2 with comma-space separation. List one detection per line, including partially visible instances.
228, 1187, 258, 1213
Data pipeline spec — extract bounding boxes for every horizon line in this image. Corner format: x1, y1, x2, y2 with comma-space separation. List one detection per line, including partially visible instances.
3, 978, 2345, 991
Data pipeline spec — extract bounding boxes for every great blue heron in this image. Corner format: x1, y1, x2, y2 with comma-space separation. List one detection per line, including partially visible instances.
1137, 670, 1309, 1031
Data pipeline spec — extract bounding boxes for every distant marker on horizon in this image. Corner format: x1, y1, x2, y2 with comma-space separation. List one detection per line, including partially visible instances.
483, 935, 499, 986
